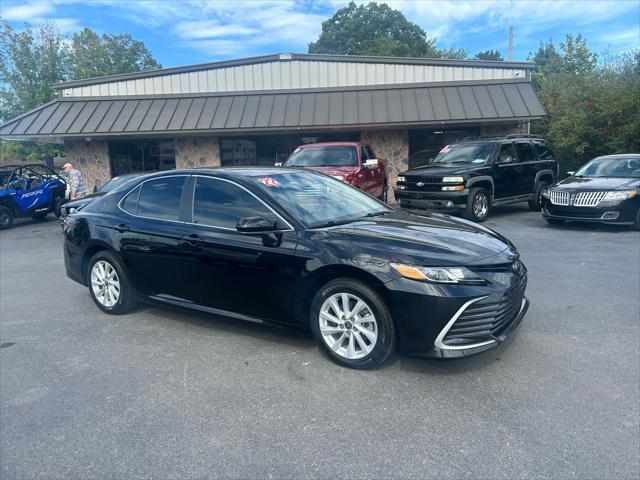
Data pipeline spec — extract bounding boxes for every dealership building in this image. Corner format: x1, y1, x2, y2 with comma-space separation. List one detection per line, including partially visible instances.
0, 53, 545, 192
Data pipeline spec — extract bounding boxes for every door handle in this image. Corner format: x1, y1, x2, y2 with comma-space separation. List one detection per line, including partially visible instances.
114, 223, 129, 233
180, 234, 204, 246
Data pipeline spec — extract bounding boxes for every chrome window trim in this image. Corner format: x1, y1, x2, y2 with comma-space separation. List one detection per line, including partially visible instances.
117, 174, 190, 225
434, 296, 496, 351
190, 174, 295, 232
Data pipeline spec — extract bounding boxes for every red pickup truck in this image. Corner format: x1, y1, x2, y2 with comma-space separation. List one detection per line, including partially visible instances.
281, 142, 388, 202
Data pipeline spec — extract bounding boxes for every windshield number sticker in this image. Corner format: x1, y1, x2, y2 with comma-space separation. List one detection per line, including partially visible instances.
258, 177, 280, 187
440, 145, 451, 153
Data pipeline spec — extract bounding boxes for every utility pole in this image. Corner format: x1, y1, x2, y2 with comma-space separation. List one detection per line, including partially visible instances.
508, 26, 513, 61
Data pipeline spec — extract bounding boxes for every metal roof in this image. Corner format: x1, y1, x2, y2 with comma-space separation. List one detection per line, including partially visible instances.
54, 52, 534, 90
0, 79, 545, 139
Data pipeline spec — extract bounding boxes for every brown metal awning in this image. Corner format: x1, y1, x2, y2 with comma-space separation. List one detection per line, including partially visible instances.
0, 79, 545, 140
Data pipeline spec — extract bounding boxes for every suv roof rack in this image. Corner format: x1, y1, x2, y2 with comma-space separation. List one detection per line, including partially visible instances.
504, 133, 546, 139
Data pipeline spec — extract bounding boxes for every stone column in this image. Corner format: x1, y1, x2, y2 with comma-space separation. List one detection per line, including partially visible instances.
361, 129, 409, 197
63, 140, 111, 192
175, 137, 221, 169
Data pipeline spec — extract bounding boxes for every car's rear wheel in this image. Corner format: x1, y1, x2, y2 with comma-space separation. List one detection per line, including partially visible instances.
528, 181, 548, 211
545, 218, 565, 226
0, 206, 14, 230
310, 278, 396, 369
88, 251, 136, 314
464, 187, 491, 222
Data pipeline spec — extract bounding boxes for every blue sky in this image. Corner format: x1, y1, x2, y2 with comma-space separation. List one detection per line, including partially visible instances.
2, 0, 639, 67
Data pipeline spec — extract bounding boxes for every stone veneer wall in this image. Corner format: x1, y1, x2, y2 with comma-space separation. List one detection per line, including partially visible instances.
63, 140, 111, 192
175, 137, 221, 170
480, 123, 527, 137
361, 129, 409, 196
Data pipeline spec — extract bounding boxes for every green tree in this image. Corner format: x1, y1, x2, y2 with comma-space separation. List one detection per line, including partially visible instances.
474, 49, 504, 61
0, 20, 70, 122
70, 28, 161, 80
309, 2, 467, 59
529, 34, 639, 170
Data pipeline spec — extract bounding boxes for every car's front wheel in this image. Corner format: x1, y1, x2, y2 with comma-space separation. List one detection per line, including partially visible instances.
528, 181, 548, 211
310, 278, 396, 369
88, 251, 136, 314
464, 187, 491, 222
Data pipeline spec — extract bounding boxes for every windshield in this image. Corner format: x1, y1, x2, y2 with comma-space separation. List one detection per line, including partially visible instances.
100, 175, 139, 192
287, 146, 357, 167
432, 144, 494, 165
250, 171, 391, 227
574, 156, 640, 178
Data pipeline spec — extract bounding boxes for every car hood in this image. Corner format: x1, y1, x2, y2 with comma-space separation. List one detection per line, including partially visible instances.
65, 192, 105, 208
402, 164, 485, 177
322, 209, 516, 266
287, 165, 359, 177
553, 176, 640, 191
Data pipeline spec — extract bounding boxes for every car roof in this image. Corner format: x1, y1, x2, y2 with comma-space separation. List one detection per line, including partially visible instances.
295, 142, 361, 148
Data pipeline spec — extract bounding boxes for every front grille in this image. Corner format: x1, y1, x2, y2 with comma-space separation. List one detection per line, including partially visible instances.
548, 189, 570, 206
443, 277, 526, 347
404, 176, 442, 184
574, 191, 607, 207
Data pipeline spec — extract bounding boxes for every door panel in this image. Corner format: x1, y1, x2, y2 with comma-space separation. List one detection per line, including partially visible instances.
493, 143, 519, 198
514, 141, 538, 195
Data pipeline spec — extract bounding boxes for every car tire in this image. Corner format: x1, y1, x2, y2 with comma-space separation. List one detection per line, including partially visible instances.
545, 218, 565, 226
464, 187, 491, 222
310, 278, 396, 369
379, 179, 388, 203
632, 208, 640, 231
87, 251, 136, 315
0, 206, 14, 230
528, 181, 548, 211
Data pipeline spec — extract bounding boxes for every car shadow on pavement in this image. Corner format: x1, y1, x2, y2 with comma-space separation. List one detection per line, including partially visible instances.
140, 303, 317, 351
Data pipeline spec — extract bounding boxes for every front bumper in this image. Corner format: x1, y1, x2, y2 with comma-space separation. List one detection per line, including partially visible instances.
384, 270, 528, 358
394, 189, 468, 210
541, 197, 638, 225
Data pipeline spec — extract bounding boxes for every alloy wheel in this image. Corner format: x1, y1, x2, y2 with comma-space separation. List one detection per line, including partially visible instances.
90, 260, 121, 308
473, 192, 489, 220
319, 292, 378, 360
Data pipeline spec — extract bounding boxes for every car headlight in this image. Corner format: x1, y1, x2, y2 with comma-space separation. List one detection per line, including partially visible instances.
603, 190, 636, 201
442, 176, 464, 183
68, 207, 77, 214
397, 176, 406, 182
390, 263, 487, 284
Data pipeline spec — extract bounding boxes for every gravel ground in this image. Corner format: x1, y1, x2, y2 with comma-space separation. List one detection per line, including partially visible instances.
1, 206, 639, 479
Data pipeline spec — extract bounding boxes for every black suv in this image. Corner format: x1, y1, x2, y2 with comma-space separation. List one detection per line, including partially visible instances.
394, 135, 559, 222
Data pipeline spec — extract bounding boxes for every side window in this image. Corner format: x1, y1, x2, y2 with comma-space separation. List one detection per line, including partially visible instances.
497, 143, 516, 164
364, 145, 376, 159
359, 146, 368, 162
193, 177, 279, 229
137, 177, 185, 221
534, 142, 555, 160
515, 142, 537, 163
121, 185, 141, 214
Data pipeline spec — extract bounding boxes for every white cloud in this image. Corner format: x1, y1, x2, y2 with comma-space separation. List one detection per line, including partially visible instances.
1, 1, 55, 21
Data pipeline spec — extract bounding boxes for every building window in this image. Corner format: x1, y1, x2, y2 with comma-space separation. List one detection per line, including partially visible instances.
220, 132, 360, 167
109, 140, 176, 177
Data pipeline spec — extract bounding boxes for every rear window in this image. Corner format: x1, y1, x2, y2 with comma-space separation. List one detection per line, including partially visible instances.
287, 146, 357, 167
533, 142, 555, 160
137, 177, 185, 221
515, 142, 537, 162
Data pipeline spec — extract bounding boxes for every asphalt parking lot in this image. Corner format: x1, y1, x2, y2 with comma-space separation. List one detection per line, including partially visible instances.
1, 206, 639, 479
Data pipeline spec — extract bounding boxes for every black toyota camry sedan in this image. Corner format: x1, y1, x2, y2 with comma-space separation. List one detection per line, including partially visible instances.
63, 168, 529, 369
541, 154, 640, 229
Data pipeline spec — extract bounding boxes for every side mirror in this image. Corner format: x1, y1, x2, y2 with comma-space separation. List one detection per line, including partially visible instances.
236, 216, 276, 233
274, 162, 283, 167
364, 159, 379, 169
93, 185, 98, 193
566, 171, 575, 176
